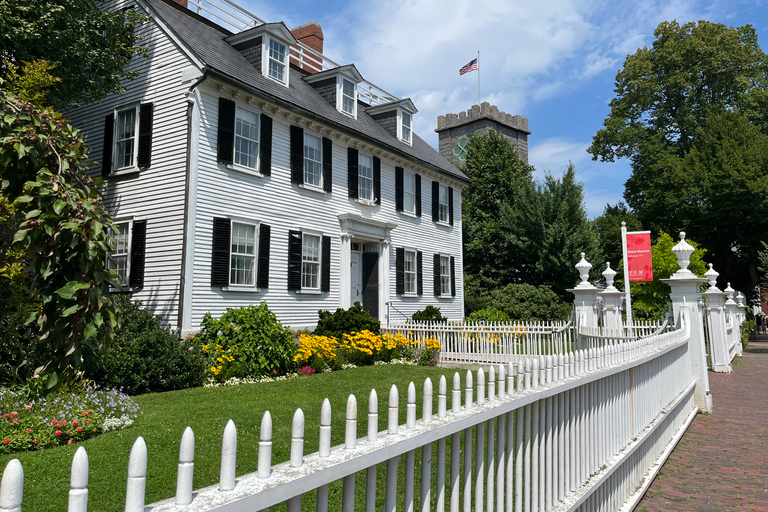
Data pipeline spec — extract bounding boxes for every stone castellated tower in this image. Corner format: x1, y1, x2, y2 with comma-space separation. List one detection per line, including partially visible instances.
436, 102, 530, 167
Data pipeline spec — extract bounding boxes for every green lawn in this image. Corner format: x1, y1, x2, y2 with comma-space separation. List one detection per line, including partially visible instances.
1, 365, 468, 512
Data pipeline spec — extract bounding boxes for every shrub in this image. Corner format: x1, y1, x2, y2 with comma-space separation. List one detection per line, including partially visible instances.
197, 302, 297, 382
741, 319, 754, 349
467, 308, 511, 323
412, 305, 446, 322
82, 295, 206, 395
485, 284, 571, 321
315, 302, 380, 339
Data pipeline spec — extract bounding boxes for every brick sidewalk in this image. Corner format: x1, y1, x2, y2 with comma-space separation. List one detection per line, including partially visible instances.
634, 335, 768, 512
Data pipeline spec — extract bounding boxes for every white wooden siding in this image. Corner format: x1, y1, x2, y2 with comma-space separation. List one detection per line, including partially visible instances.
190, 83, 465, 330
65, 0, 198, 329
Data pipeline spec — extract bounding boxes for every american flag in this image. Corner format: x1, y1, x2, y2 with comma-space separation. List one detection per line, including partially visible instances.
459, 58, 478, 75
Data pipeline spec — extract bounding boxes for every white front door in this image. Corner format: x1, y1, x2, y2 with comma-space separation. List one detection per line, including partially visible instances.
350, 251, 362, 304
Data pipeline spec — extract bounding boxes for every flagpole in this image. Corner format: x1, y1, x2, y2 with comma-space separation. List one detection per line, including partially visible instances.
621, 221, 633, 335
477, 50, 480, 105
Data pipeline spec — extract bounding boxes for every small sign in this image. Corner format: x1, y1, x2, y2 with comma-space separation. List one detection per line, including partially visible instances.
626, 231, 653, 282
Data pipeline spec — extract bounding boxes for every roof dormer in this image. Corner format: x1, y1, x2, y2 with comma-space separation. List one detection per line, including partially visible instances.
304, 65, 364, 119
366, 99, 418, 145
226, 22, 297, 87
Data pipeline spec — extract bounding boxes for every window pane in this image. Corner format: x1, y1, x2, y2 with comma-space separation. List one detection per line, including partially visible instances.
342, 79, 355, 114
235, 107, 259, 168
404, 250, 416, 294
108, 222, 130, 286
401, 111, 412, 142
404, 171, 415, 213
440, 255, 450, 295
115, 109, 136, 169
304, 133, 322, 186
230, 222, 256, 285
439, 184, 449, 222
269, 40, 286, 82
358, 154, 373, 201
302, 234, 321, 289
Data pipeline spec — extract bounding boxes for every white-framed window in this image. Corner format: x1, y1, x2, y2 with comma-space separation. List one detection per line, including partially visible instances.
230, 221, 257, 286
440, 254, 451, 296
108, 220, 132, 287
340, 77, 356, 117
358, 153, 374, 201
114, 105, 139, 170
404, 249, 417, 294
304, 133, 323, 187
234, 106, 260, 169
439, 183, 450, 223
302, 233, 321, 290
400, 110, 412, 144
267, 37, 287, 84
404, 170, 416, 214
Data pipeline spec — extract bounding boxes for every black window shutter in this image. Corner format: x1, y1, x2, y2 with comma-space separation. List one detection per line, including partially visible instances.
129, 220, 147, 288
288, 230, 302, 290
449, 187, 454, 226
260, 113, 272, 176
395, 166, 404, 211
290, 125, 304, 184
257, 224, 271, 288
373, 156, 381, 205
102, 113, 114, 176
217, 97, 236, 164
211, 218, 231, 286
433, 254, 441, 296
322, 137, 333, 192
137, 103, 153, 169
417, 251, 423, 295
450, 256, 456, 296
415, 174, 422, 217
432, 181, 439, 222
321, 235, 331, 292
347, 147, 359, 199
395, 247, 405, 295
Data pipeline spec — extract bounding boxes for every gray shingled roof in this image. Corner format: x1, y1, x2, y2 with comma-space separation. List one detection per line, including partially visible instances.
145, 0, 468, 182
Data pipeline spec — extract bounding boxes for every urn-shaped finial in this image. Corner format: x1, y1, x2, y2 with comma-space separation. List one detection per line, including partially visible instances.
603, 262, 617, 289
575, 252, 592, 286
724, 282, 735, 301
735, 291, 745, 306
704, 263, 719, 290
671, 232, 695, 273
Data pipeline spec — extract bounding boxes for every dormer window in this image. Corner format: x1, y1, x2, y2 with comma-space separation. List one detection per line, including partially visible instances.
267, 37, 287, 83
340, 78, 356, 117
400, 110, 412, 144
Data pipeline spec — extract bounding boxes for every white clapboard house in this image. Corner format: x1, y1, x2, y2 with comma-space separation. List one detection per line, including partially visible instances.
67, 0, 468, 335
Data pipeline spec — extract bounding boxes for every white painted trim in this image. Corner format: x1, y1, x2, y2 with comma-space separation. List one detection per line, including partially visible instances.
180, 88, 201, 337
136, 0, 205, 70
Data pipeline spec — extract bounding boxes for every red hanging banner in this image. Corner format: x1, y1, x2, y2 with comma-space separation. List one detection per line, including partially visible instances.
626, 231, 653, 282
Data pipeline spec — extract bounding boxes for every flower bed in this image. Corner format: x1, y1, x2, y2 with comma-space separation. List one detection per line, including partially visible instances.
0, 384, 141, 454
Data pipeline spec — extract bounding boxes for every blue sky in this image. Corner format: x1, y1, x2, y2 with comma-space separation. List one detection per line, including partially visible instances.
230, 0, 768, 218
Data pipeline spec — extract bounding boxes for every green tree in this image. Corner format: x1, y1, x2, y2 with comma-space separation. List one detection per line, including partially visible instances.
0, 0, 148, 108
592, 202, 642, 272
0, 62, 118, 389
621, 232, 708, 319
588, 20, 768, 291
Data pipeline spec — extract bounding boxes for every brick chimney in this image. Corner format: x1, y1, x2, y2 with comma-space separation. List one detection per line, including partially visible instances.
290, 22, 324, 74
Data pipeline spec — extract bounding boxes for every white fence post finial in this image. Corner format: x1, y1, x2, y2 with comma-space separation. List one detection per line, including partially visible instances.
176, 427, 195, 506
125, 437, 147, 512
1, 459, 23, 512
423, 378, 433, 425
406, 383, 417, 429
368, 389, 379, 442
388, 385, 399, 435
319, 399, 332, 457
346, 395, 358, 449
290, 409, 305, 468
68, 446, 89, 512
219, 420, 237, 491
452, 373, 461, 413
438, 375, 447, 419
258, 411, 273, 479
465, 370, 474, 410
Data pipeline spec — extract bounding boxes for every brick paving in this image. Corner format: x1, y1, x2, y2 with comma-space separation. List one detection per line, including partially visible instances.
634, 334, 768, 512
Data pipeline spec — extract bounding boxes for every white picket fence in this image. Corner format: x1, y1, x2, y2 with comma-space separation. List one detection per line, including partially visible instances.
1, 314, 697, 512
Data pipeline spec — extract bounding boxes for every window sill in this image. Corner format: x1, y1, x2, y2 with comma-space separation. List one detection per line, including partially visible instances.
399, 210, 418, 219
435, 221, 452, 228
266, 73, 288, 87
225, 163, 265, 178
221, 286, 262, 293
298, 183, 327, 194
436, 294, 454, 300
399, 138, 412, 146
355, 198, 376, 207
401, 292, 419, 298
109, 167, 141, 178
294, 289, 323, 295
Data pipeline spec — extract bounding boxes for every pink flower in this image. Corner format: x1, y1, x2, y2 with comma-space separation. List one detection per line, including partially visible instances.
2, 439, 10, 444
60, 421, 68, 426
26, 429, 33, 434
10, 411, 17, 416
71, 420, 78, 426
82, 411, 89, 417
24, 406, 31, 410
54, 430, 62, 436
85, 419, 91, 424
52, 420, 58, 426
11, 418, 18, 423
2, 414, 8, 419
76, 427, 83, 432
67, 440, 74, 445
